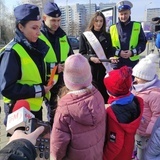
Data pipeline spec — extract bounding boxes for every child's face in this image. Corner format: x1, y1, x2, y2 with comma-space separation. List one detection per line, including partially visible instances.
133, 77, 147, 84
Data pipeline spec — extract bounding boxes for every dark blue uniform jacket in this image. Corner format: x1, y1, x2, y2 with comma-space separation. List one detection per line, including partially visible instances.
0, 29, 49, 101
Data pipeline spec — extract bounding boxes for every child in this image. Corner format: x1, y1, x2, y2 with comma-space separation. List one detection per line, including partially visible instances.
144, 117, 160, 160
103, 66, 143, 160
50, 54, 106, 160
132, 53, 160, 160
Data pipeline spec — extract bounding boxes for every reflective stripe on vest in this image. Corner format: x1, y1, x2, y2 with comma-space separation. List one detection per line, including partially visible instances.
0, 40, 15, 55
3, 43, 44, 111
39, 33, 70, 84
110, 22, 141, 61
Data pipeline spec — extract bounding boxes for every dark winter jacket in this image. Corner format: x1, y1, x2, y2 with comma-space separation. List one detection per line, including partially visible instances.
0, 29, 48, 101
40, 21, 74, 107
0, 139, 36, 160
79, 29, 114, 101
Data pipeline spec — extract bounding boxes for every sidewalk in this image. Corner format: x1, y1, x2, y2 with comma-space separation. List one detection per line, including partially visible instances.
0, 98, 9, 149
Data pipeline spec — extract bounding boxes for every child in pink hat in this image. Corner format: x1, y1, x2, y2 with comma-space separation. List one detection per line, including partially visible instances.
50, 53, 106, 160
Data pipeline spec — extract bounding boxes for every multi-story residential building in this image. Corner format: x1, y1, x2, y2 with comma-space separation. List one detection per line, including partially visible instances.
84, 3, 97, 20
60, 2, 117, 36
60, 3, 96, 36
67, 4, 87, 36
145, 8, 160, 22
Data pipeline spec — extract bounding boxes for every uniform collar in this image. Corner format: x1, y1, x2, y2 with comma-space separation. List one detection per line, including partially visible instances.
119, 16, 131, 26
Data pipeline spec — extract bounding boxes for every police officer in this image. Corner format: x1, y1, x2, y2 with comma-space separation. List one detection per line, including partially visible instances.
40, 2, 74, 126
110, 0, 147, 68
0, 4, 53, 126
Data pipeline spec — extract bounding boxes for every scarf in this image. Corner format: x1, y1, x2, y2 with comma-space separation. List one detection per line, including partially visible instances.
108, 92, 134, 105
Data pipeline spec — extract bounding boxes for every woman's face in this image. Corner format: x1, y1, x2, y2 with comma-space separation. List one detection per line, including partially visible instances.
93, 15, 104, 31
19, 20, 41, 42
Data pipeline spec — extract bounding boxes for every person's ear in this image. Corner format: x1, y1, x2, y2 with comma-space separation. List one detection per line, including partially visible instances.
18, 23, 24, 32
43, 14, 46, 21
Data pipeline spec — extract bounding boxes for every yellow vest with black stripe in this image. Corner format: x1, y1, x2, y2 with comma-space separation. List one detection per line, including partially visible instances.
3, 43, 46, 111
110, 22, 141, 61
39, 33, 70, 83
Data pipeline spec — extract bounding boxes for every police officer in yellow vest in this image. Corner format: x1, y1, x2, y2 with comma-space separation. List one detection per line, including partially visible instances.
0, 4, 53, 127
110, 0, 147, 69
40, 2, 74, 126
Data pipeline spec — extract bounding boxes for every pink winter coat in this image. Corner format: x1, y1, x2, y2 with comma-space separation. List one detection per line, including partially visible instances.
50, 86, 106, 160
133, 88, 160, 136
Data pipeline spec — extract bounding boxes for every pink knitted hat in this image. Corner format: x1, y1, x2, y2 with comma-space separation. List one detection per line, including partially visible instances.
63, 53, 92, 90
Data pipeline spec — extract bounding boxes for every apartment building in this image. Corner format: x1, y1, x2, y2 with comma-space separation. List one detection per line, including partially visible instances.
146, 8, 160, 22
60, 3, 97, 36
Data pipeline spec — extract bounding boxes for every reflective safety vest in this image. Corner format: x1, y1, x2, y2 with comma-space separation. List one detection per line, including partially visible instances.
3, 43, 46, 111
39, 33, 70, 63
39, 33, 70, 84
110, 22, 141, 61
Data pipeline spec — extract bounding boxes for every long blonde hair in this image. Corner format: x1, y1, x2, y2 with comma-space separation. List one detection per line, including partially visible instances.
57, 86, 69, 100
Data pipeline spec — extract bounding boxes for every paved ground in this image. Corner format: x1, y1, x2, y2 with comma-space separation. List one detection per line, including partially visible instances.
0, 42, 160, 150
0, 95, 8, 150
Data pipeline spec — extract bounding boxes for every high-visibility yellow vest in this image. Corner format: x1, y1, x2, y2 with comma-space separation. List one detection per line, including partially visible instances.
110, 22, 141, 61
3, 43, 46, 111
39, 33, 70, 63
39, 33, 70, 84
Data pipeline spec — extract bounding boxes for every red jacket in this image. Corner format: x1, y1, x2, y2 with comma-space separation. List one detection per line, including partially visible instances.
103, 96, 143, 160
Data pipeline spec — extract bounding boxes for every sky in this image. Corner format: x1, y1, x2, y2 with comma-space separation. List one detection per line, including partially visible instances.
5, 0, 160, 21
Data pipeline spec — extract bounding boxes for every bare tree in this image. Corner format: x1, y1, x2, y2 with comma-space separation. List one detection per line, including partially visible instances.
69, 21, 79, 36
0, 0, 5, 43
0, 1, 16, 44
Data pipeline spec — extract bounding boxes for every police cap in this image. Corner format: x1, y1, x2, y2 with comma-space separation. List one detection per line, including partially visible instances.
43, 2, 61, 18
14, 4, 40, 22
116, 0, 133, 12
